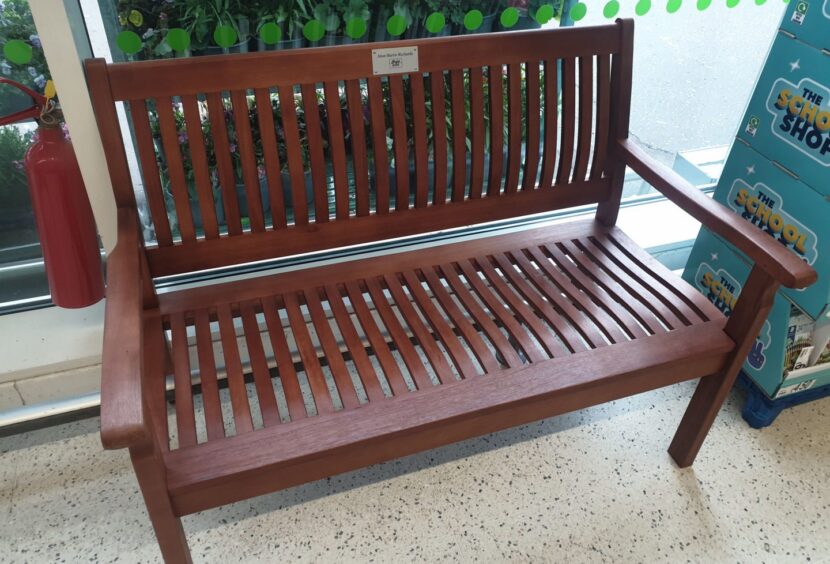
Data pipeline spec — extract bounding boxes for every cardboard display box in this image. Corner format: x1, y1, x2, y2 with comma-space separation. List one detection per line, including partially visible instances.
737, 31, 830, 195
682, 228, 830, 398
780, 0, 830, 51
712, 139, 829, 318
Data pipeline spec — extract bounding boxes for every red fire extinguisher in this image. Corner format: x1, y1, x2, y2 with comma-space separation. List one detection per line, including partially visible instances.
0, 78, 104, 308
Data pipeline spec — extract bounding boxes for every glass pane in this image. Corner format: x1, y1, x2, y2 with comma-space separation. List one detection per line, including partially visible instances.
0, 0, 52, 309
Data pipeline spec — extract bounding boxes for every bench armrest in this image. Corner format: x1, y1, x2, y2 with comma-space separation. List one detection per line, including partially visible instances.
100, 208, 150, 450
615, 138, 817, 289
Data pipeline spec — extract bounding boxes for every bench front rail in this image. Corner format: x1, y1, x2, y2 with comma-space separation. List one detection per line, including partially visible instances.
88, 20, 816, 563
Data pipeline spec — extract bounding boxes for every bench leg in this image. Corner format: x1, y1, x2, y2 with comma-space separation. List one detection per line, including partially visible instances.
668, 265, 778, 468
130, 445, 192, 564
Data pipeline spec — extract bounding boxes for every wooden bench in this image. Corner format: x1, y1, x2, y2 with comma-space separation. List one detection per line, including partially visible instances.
86, 20, 816, 562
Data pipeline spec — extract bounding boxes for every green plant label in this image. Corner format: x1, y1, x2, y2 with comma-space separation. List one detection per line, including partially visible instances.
3, 39, 33, 65
303, 20, 325, 42
115, 31, 142, 55
259, 22, 282, 44
500, 7, 520, 27
386, 15, 407, 37
425, 12, 446, 33
345, 18, 367, 39
213, 25, 238, 48
166, 28, 191, 52
464, 9, 484, 31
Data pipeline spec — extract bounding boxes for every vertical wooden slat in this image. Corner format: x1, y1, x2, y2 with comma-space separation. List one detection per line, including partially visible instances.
364, 278, 433, 390
206, 92, 242, 235
555, 58, 576, 186
143, 319, 170, 451
283, 292, 337, 414
261, 296, 307, 420
323, 81, 350, 220
193, 310, 225, 441
254, 87, 287, 229
522, 61, 541, 191
389, 74, 409, 211
230, 89, 265, 232
278, 84, 309, 226
323, 285, 387, 402
421, 268, 501, 373
216, 304, 255, 433
449, 69, 467, 203
429, 71, 449, 205
409, 73, 429, 208
303, 289, 361, 408
539, 59, 559, 189
596, 19, 634, 225
367, 77, 390, 215
301, 83, 329, 223
468, 67, 485, 199
156, 96, 196, 242
388, 75, 410, 211
239, 301, 281, 426
382, 273, 455, 382
180, 95, 219, 239
169, 313, 197, 447
591, 54, 611, 181
129, 99, 173, 246
400, 270, 479, 379
504, 63, 522, 194
486, 65, 504, 197
344, 280, 409, 396
345, 79, 370, 217
572, 56, 594, 182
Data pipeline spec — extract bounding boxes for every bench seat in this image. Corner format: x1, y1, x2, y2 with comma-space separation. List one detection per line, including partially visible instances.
147, 219, 731, 515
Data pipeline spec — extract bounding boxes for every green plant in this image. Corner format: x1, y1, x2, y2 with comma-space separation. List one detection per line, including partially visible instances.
0, 124, 33, 209
178, 0, 250, 50
0, 0, 50, 115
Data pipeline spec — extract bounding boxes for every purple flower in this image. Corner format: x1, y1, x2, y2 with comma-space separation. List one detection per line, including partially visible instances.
34, 74, 46, 89
229, 143, 237, 153
62, 123, 71, 141
12, 160, 23, 170
27, 66, 37, 77
178, 131, 188, 144
257, 165, 266, 179
29, 35, 41, 49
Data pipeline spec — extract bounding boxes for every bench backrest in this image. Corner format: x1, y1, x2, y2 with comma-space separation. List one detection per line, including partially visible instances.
85, 21, 633, 278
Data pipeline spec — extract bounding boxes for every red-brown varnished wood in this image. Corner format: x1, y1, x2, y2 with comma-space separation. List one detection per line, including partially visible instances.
216, 304, 254, 433
521, 61, 541, 191
181, 94, 220, 239
193, 310, 225, 441
468, 67, 485, 200
367, 77, 390, 214
261, 296, 307, 421
573, 56, 594, 182
169, 313, 197, 448
539, 59, 558, 190
504, 63, 522, 194
144, 317, 170, 451
301, 83, 329, 223
254, 87, 287, 229
129, 100, 173, 246
231, 89, 266, 232
430, 71, 448, 204
486, 64, 505, 197
590, 54, 611, 181
156, 97, 196, 242
409, 73, 430, 208
389, 75, 410, 211
205, 92, 242, 235
345, 79, 370, 217
323, 81, 350, 221
450, 69, 467, 203
239, 301, 281, 426
556, 58, 576, 185
278, 84, 309, 226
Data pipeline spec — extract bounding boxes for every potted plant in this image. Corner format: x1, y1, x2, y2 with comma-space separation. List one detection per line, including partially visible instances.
254, 0, 305, 51
178, 0, 250, 55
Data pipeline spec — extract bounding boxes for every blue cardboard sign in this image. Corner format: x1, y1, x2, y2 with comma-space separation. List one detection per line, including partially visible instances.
780, 0, 830, 51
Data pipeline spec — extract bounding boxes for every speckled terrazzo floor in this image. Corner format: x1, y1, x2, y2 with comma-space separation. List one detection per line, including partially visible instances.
1, 382, 828, 563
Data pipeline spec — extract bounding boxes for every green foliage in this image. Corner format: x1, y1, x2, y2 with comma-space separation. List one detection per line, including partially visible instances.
0, 125, 33, 209
0, 0, 50, 116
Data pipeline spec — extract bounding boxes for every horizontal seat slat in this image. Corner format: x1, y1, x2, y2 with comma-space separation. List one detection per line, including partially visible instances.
164, 322, 733, 515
